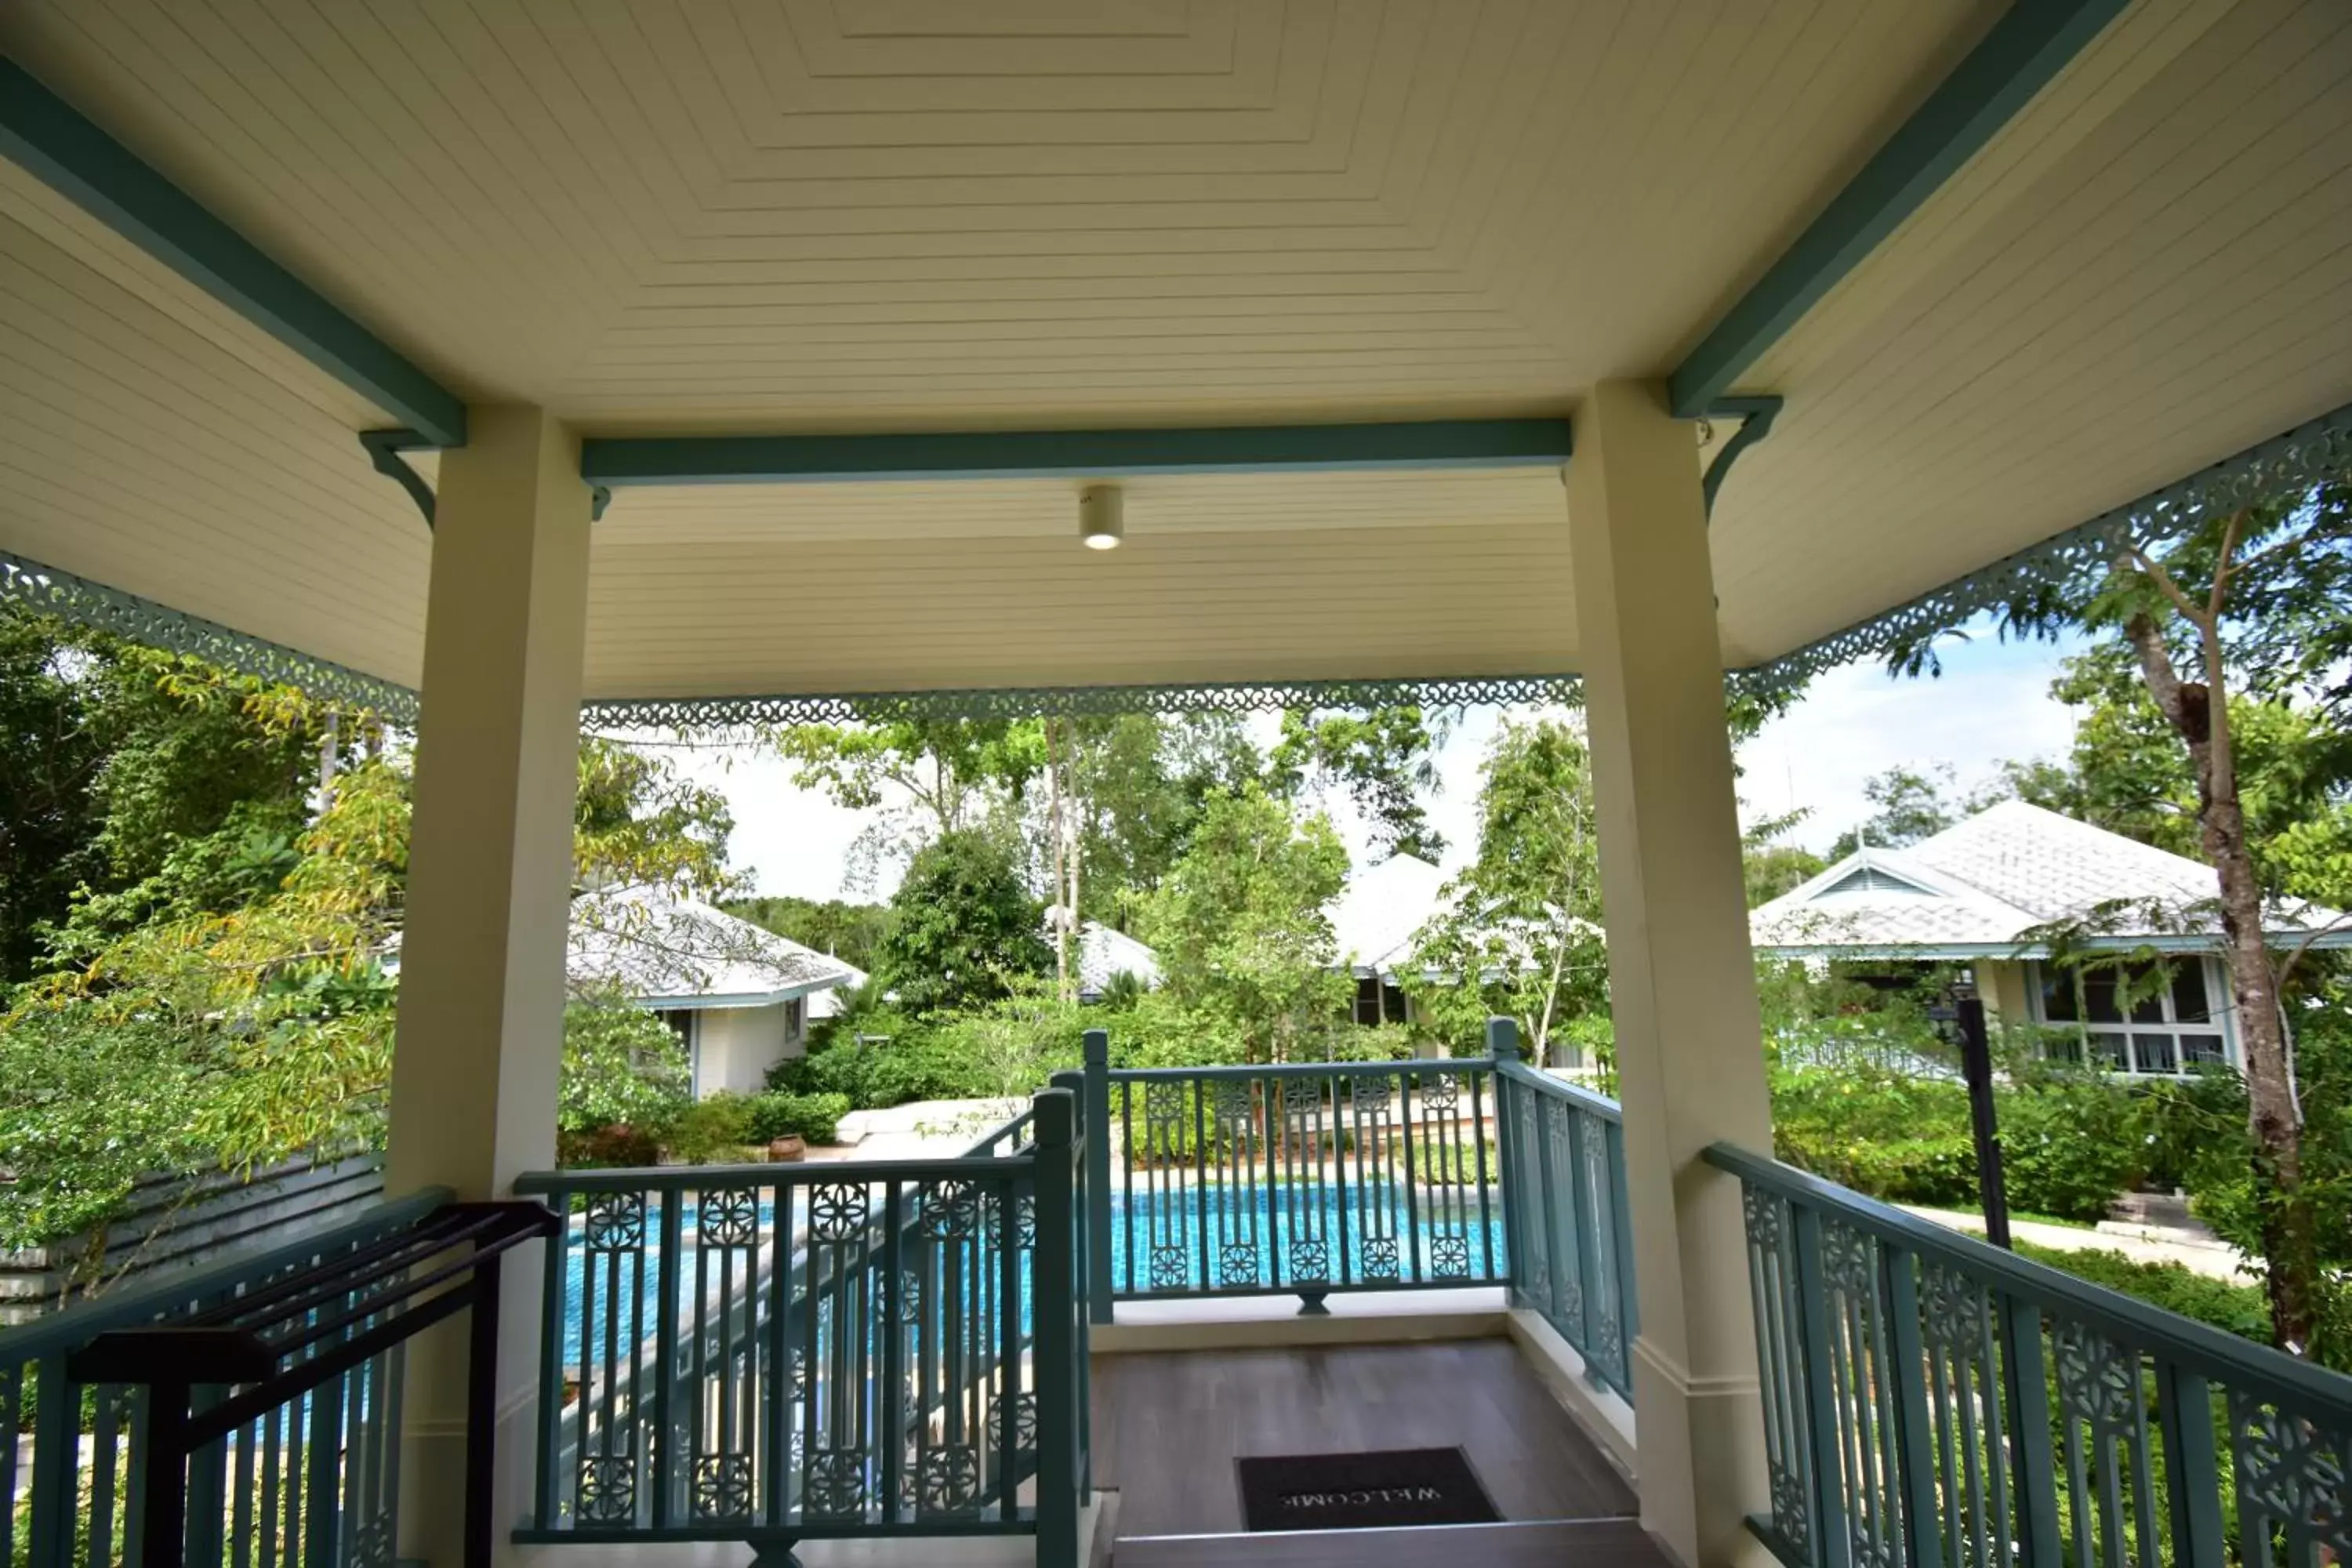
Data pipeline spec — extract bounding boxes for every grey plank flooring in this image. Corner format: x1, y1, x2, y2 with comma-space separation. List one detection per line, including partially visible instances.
1112, 1519, 1673, 1568
1089, 1340, 1639, 1540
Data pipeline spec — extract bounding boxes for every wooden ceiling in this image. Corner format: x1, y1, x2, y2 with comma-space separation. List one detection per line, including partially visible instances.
1, 1, 2347, 701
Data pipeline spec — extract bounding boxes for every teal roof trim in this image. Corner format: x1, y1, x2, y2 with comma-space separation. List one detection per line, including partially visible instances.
0, 56, 466, 448
1669, 0, 2130, 416
581, 419, 1573, 486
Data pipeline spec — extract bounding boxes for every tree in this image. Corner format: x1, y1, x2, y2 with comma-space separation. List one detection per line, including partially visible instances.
1142, 786, 1349, 1062
726, 895, 888, 971
560, 990, 691, 1136
1827, 764, 1965, 859
1893, 477, 2352, 1356
1744, 808, 1827, 906
877, 829, 1051, 1014
1269, 706, 1448, 861
1411, 717, 1606, 1061
766, 716, 1041, 887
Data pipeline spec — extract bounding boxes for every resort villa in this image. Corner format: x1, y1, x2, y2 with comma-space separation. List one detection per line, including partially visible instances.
4, 4, 2352, 1568
1753, 800, 2352, 1076
566, 889, 861, 1099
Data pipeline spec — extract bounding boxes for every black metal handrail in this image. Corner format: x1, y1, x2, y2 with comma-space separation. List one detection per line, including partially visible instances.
69, 1200, 557, 1568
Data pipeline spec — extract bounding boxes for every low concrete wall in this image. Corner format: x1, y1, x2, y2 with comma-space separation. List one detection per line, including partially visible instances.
0, 1151, 384, 1323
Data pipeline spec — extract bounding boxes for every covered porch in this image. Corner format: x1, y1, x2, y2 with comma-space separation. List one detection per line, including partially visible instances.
5, 2, 2352, 1566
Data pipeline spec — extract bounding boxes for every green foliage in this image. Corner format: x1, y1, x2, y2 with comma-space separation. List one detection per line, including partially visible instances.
744, 1091, 851, 1145
574, 736, 736, 899
1768, 1062, 2144, 1223
1269, 706, 1447, 861
1826, 764, 1977, 859
1065, 713, 1262, 930
558, 995, 690, 1136
0, 1014, 206, 1250
664, 1094, 756, 1163
2014, 1241, 2275, 1345
1142, 786, 1349, 1062
725, 895, 887, 971
879, 829, 1051, 1014
1410, 717, 1606, 1059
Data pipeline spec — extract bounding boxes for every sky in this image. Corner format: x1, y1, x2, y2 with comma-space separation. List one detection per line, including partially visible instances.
673, 614, 2091, 901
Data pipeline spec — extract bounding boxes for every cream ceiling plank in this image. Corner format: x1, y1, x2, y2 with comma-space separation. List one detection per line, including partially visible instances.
1749, 0, 2246, 389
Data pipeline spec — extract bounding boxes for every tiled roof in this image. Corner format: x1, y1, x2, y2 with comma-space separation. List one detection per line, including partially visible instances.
568, 887, 858, 1006
1330, 854, 1454, 975
1751, 800, 2348, 956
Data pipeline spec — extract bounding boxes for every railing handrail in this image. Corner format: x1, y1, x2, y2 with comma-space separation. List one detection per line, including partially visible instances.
1705, 1139, 2352, 1414
1494, 1059, 1622, 1123
0, 1185, 454, 1363
1102, 1057, 1484, 1083
513, 1155, 1031, 1194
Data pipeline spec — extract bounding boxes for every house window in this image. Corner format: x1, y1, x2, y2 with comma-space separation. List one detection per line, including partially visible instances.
2032, 959, 2230, 1076
1354, 975, 1384, 1026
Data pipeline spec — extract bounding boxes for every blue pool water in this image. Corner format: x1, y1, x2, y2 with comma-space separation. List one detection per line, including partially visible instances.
555, 1183, 1508, 1358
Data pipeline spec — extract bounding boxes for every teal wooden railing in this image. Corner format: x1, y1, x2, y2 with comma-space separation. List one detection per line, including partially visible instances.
1709, 1142, 2352, 1568
1487, 1018, 1639, 1401
513, 1087, 1089, 1566
0, 1188, 450, 1568
1079, 1030, 1509, 1315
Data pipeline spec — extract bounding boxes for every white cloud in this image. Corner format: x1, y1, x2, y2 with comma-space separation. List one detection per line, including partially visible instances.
1736, 619, 2085, 853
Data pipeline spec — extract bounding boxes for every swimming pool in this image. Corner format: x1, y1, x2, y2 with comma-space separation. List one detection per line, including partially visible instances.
557, 1179, 1509, 1356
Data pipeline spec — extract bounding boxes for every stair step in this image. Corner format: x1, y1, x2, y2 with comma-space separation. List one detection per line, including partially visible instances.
1113, 1516, 1666, 1567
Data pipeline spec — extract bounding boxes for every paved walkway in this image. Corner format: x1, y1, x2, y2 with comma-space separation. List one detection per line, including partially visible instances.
1900, 1204, 2256, 1283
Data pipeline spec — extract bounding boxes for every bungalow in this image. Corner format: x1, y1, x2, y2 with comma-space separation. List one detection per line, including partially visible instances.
566, 887, 860, 1098
1330, 854, 1454, 1025
1750, 800, 2352, 1077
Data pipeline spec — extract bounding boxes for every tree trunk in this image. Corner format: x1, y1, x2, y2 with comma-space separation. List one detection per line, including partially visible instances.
2123, 608, 2318, 1351
1047, 719, 1070, 1002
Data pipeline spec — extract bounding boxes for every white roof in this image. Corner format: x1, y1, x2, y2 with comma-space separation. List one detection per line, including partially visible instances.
1076, 923, 1162, 995
568, 887, 858, 1010
1329, 855, 1455, 978
1751, 800, 2351, 959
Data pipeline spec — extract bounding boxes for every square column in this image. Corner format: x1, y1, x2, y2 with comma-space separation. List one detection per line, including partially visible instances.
1566, 380, 1772, 1567
386, 405, 592, 1563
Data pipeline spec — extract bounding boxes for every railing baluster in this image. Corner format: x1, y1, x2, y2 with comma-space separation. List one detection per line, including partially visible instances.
1032, 1089, 1080, 1568
535, 1181, 566, 1529
2155, 1361, 2223, 1568
1081, 1032, 1114, 1322
1880, 1241, 1945, 1568
1790, 1203, 1857, 1568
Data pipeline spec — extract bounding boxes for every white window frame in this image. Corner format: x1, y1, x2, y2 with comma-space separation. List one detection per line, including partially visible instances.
2027, 956, 2236, 1077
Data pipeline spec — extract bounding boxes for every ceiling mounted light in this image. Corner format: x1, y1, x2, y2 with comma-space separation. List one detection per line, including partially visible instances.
1080, 484, 1123, 550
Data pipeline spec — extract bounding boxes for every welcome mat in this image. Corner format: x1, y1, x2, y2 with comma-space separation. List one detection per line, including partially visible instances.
1236, 1447, 1501, 1532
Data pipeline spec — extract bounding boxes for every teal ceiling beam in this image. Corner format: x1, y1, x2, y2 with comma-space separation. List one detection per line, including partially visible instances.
0, 56, 466, 448
581, 419, 1572, 487
1667, 0, 2129, 418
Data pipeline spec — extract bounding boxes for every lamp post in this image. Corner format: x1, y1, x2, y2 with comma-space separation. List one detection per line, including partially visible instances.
1933, 978, 2013, 1249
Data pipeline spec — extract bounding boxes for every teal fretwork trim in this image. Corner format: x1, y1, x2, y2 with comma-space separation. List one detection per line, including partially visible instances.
1732, 401, 2352, 701
1668, 0, 2130, 416
0, 57, 466, 448
578, 675, 1584, 731
0, 549, 419, 722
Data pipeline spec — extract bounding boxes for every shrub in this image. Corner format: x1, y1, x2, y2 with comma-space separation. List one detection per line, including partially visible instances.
664, 1094, 754, 1163
1996, 1075, 2143, 1221
556, 1123, 662, 1169
2015, 1240, 2272, 1343
745, 1091, 851, 1146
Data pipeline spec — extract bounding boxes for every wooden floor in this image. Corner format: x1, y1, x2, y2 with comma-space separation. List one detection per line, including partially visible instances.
1088, 1341, 1639, 1541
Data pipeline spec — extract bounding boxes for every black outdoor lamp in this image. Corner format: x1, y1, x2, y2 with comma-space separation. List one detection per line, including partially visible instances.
1933, 977, 2013, 1249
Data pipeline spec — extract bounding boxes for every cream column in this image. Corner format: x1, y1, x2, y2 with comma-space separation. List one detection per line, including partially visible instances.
385, 405, 592, 1563
1566, 380, 1772, 1568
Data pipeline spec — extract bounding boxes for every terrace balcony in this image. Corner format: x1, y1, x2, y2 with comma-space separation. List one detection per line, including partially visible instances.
5, 2, 2352, 1564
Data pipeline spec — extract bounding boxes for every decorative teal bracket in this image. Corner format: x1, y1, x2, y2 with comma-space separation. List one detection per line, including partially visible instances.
359, 430, 436, 528
0, 56, 466, 448
1703, 397, 1784, 519
1668, 0, 2131, 416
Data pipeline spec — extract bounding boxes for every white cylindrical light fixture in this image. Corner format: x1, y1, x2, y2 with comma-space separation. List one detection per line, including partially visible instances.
1080, 483, 1123, 550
